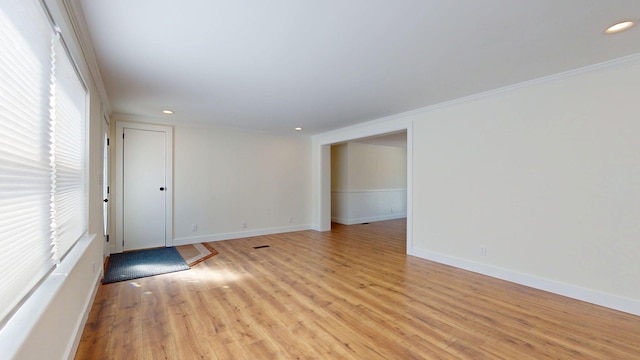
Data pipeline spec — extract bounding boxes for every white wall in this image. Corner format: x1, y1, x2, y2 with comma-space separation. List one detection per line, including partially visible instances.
331, 142, 407, 224
411, 57, 640, 312
172, 125, 312, 244
313, 54, 640, 315
331, 144, 349, 190
347, 142, 407, 190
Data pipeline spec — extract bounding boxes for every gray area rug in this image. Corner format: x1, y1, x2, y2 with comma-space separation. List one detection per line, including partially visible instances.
103, 247, 190, 284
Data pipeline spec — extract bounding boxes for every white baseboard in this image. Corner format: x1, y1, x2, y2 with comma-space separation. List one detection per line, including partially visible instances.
408, 247, 640, 316
67, 271, 101, 360
332, 213, 406, 225
173, 224, 312, 246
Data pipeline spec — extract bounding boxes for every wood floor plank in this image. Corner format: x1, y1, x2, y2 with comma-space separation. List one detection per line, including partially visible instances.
75, 220, 640, 359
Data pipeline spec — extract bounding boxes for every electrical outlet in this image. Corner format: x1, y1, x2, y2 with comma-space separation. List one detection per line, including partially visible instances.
191, 224, 197, 231
241, 220, 247, 229
390, 207, 394, 213
479, 246, 487, 256
288, 216, 293, 223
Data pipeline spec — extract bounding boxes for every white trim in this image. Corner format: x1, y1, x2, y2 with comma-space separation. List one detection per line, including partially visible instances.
332, 214, 406, 225
173, 225, 312, 246
424, 52, 640, 113
115, 121, 174, 253
58, 0, 111, 113
409, 247, 640, 317
66, 270, 100, 360
331, 188, 407, 194
331, 189, 407, 224
101, 116, 111, 260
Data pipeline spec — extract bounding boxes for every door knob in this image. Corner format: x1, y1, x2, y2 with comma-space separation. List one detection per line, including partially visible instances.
160, 187, 165, 191
103, 199, 108, 203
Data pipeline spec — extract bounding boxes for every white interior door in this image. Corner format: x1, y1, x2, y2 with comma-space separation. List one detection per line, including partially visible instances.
123, 127, 167, 251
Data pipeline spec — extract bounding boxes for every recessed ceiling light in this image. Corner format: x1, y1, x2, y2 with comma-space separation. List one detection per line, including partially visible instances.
162, 109, 174, 114
605, 21, 635, 34
294, 127, 303, 131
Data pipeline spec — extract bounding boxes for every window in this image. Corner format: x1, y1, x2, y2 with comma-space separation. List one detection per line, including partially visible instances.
50, 32, 88, 262
0, 0, 88, 324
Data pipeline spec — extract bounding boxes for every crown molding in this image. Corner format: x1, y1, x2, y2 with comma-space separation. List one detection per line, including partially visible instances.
316, 51, 640, 139
441, 53, 637, 114
60, 0, 111, 114
419, 51, 640, 114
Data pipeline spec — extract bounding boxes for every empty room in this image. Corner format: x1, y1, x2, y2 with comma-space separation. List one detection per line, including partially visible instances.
1, 1, 640, 359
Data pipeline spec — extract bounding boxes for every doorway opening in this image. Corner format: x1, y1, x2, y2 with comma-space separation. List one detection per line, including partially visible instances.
316, 123, 413, 254
330, 131, 407, 226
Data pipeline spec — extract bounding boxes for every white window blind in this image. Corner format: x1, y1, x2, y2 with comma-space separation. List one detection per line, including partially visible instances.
0, 0, 88, 324
50, 35, 87, 262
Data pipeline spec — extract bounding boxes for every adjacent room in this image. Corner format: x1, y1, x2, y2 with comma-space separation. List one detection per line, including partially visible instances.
331, 132, 407, 226
1, 0, 640, 359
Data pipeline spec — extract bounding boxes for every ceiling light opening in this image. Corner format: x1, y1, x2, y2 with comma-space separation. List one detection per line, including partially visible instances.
294, 127, 303, 131
162, 109, 174, 115
605, 21, 635, 34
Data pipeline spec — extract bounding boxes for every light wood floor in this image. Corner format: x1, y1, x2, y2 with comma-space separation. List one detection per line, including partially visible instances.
76, 220, 640, 359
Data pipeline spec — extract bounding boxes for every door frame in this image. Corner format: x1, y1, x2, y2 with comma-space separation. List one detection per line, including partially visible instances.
102, 115, 111, 259
312, 119, 413, 253
115, 121, 173, 253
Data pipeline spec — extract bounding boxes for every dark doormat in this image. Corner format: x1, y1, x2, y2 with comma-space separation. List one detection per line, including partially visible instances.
103, 247, 190, 284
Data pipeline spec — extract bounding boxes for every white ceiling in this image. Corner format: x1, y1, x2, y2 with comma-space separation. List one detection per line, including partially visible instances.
74, 1, 640, 135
